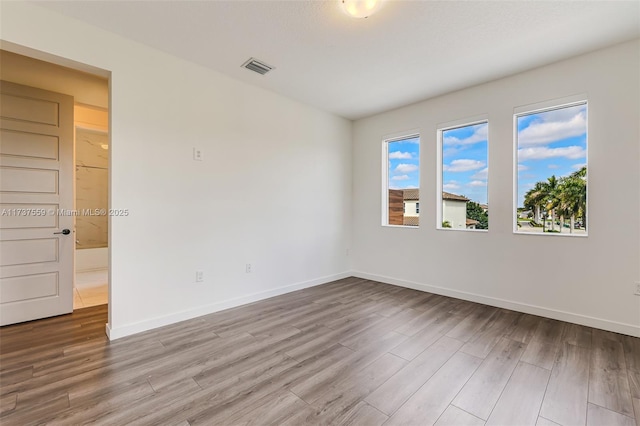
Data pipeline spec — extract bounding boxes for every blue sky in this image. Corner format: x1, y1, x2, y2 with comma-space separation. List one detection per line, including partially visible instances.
442, 122, 488, 205
388, 136, 420, 190
517, 104, 587, 207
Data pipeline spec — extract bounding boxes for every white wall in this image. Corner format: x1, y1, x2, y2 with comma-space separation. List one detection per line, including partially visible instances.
1, 2, 352, 338
352, 40, 640, 337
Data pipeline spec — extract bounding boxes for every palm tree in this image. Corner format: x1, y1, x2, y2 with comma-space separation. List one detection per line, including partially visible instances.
559, 167, 587, 233
524, 182, 546, 224
544, 175, 560, 232
525, 168, 587, 234
571, 166, 587, 229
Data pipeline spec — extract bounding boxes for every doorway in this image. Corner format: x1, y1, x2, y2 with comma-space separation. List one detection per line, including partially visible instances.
73, 106, 109, 308
0, 48, 110, 323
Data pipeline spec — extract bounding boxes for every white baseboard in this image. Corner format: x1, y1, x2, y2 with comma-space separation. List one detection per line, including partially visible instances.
352, 271, 640, 338
105, 271, 351, 340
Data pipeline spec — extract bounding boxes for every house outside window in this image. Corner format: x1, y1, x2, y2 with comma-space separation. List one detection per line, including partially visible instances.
515, 99, 587, 236
438, 120, 489, 231
383, 134, 420, 227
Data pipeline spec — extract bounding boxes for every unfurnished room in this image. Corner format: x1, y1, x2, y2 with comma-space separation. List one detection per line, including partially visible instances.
0, 1, 639, 425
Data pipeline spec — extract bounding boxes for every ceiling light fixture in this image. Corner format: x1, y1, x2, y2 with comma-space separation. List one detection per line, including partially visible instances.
341, 0, 383, 18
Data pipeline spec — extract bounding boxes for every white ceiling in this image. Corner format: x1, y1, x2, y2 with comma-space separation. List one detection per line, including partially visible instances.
36, 1, 640, 120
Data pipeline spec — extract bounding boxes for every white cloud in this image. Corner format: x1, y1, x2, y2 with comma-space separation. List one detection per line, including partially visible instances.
540, 105, 586, 122
389, 151, 413, 159
518, 146, 586, 161
391, 174, 410, 181
390, 184, 418, 190
517, 164, 528, 172
471, 167, 488, 180
547, 164, 559, 169
443, 181, 461, 191
518, 109, 586, 147
395, 163, 419, 173
443, 123, 488, 146
468, 180, 487, 187
443, 159, 485, 172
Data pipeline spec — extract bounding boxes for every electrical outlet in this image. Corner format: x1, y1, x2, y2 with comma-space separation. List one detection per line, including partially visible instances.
195, 270, 204, 282
193, 147, 203, 161
634, 281, 640, 296
245, 264, 252, 273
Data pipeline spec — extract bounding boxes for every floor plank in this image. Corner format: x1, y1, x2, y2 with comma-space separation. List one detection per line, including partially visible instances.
301, 353, 406, 424
623, 335, 640, 399
505, 313, 541, 344
0, 393, 17, 416
334, 401, 388, 426
389, 312, 461, 360
486, 361, 550, 426
589, 332, 634, 417
540, 342, 590, 425
227, 389, 310, 426
434, 405, 485, 426
452, 337, 526, 420
520, 318, 565, 370
446, 305, 500, 342
537, 416, 562, 426
587, 403, 635, 426
385, 352, 483, 425
365, 335, 462, 415
460, 309, 519, 359
562, 323, 593, 348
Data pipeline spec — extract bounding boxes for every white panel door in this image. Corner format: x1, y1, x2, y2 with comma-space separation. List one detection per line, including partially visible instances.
0, 80, 74, 325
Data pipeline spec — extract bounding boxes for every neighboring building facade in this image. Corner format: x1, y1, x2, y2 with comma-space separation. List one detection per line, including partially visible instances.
442, 191, 469, 229
388, 189, 479, 229
403, 188, 419, 217
402, 188, 419, 226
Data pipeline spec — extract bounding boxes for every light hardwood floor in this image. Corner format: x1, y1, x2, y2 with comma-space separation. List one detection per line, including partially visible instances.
1, 277, 638, 425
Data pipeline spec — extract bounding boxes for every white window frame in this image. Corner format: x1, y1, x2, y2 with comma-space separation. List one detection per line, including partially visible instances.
513, 95, 588, 237
436, 115, 489, 232
381, 131, 420, 228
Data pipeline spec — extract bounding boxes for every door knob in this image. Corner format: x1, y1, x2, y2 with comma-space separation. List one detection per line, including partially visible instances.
54, 229, 71, 235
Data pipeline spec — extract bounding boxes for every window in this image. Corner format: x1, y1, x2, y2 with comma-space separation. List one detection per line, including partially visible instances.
515, 101, 587, 235
438, 121, 488, 231
383, 135, 420, 227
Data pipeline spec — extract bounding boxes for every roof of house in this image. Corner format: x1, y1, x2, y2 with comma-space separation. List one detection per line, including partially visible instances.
466, 218, 480, 226
442, 192, 469, 202
403, 216, 419, 226
400, 189, 470, 202
403, 188, 419, 201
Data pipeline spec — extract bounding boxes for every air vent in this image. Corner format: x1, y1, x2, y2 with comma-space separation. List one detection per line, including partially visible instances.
241, 57, 274, 75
